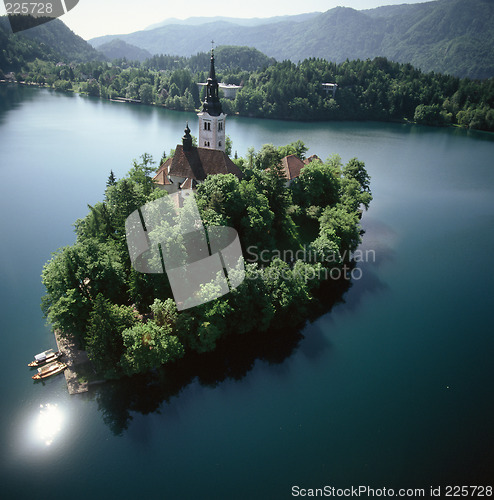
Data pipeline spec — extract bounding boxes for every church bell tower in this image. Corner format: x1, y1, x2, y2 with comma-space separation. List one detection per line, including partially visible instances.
198, 45, 226, 152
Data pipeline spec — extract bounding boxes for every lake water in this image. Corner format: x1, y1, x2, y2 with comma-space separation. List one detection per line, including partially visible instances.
1, 85, 493, 498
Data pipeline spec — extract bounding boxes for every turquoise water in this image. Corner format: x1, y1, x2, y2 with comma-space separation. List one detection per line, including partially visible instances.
0, 85, 493, 498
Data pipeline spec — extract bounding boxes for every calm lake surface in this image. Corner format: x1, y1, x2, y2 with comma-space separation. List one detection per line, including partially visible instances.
1, 85, 493, 498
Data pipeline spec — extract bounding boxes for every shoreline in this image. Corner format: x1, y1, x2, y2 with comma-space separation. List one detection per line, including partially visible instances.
54, 329, 92, 394
2, 81, 490, 133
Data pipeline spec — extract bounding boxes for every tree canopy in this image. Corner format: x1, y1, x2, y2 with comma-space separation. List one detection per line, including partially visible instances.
41, 142, 372, 378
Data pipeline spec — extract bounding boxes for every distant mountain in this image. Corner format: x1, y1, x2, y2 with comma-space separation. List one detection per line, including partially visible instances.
0, 16, 102, 72
144, 13, 320, 31
97, 39, 152, 62
89, 0, 494, 79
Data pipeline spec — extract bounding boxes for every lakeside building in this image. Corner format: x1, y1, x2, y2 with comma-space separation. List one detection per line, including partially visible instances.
322, 83, 338, 98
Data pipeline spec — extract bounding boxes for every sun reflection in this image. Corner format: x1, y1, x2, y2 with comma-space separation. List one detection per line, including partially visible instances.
35, 403, 64, 446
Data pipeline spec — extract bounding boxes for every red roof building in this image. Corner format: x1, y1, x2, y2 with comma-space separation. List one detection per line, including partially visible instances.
303, 154, 321, 165
153, 125, 243, 192
280, 154, 305, 182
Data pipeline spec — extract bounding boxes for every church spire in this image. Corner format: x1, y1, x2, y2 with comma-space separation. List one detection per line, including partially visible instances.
182, 122, 192, 151
202, 45, 223, 116
198, 43, 226, 152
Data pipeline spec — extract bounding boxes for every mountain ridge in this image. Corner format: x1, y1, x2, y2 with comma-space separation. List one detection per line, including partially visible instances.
88, 0, 494, 79
144, 13, 321, 31
96, 39, 152, 62
0, 15, 102, 72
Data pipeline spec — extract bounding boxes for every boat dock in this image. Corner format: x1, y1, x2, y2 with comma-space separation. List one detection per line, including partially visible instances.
54, 330, 90, 395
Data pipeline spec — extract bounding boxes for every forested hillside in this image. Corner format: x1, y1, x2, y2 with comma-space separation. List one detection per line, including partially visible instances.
233, 57, 494, 130
0, 16, 102, 72
89, 0, 494, 79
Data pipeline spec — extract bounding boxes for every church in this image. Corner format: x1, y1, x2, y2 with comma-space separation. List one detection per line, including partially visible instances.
153, 47, 243, 192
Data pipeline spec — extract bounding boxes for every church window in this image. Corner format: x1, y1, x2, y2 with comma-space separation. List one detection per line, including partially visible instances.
219, 141, 222, 147
207, 122, 211, 131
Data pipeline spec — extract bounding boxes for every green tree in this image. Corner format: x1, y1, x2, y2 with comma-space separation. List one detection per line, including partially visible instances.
255, 143, 281, 170
225, 135, 233, 156
238, 178, 275, 250
84, 79, 100, 97
226, 264, 275, 334
342, 157, 371, 193
125, 81, 139, 99
86, 294, 137, 377
293, 156, 341, 209
139, 83, 154, 104
150, 298, 178, 327
319, 206, 361, 253
260, 258, 312, 326
414, 104, 444, 125
41, 245, 93, 342
106, 170, 117, 187
126, 153, 157, 196
75, 202, 115, 242
120, 321, 184, 376
278, 140, 308, 160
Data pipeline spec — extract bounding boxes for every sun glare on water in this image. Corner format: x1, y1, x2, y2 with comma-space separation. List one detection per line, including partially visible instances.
35, 403, 65, 446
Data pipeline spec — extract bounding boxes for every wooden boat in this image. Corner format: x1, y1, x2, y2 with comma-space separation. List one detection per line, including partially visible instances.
32, 361, 67, 380
28, 349, 63, 367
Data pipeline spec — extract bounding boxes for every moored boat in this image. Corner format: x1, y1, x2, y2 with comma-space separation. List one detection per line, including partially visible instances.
32, 361, 67, 380
28, 349, 63, 367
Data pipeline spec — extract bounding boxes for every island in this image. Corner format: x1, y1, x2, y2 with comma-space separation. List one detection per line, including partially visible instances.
40, 48, 372, 386
41, 140, 372, 381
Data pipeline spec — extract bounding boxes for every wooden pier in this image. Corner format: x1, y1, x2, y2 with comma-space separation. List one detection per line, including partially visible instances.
54, 330, 90, 395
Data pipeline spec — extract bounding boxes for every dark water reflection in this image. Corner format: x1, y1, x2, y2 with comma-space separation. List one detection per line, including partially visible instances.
94, 232, 393, 437
94, 277, 355, 435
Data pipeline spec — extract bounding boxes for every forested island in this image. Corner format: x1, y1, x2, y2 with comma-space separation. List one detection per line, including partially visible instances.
41, 143, 372, 379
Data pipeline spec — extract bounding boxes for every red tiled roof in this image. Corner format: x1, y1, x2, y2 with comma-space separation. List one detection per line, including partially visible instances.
153, 169, 173, 185
153, 158, 173, 185
303, 154, 321, 165
168, 145, 243, 181
280, 154, 305, 180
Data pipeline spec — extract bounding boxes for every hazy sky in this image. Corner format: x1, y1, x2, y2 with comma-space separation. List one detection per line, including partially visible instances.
1, 0, 432, 40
